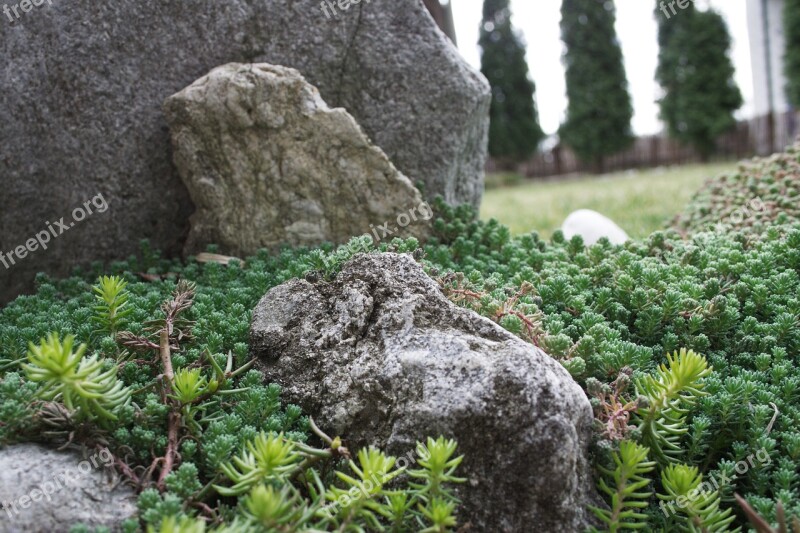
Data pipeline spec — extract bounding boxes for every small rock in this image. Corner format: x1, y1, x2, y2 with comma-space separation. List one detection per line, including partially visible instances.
0, 444, 137, 533
165, 63, 431, 255
250, 253, 596, 531
562, 209, 630, 245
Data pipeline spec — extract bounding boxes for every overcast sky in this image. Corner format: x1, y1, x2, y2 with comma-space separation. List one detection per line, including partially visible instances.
451, 0, 754, 136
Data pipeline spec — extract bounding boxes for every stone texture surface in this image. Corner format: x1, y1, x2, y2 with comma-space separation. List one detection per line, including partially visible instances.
0, 0, 489, 304
250, 253, 596, 531
0, 444, 137, 532
164, 63, 429, 255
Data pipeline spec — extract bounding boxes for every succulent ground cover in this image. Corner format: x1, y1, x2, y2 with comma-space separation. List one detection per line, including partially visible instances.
2, 145, 800, 531
428, 145, 800, 530
0, 240, 463, 532
671, 144, 800, 237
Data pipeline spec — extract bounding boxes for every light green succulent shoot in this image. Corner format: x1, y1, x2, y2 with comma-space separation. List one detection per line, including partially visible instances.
23, 332, 131, 422
92, 275, 132, 336
215, 432, 302, 496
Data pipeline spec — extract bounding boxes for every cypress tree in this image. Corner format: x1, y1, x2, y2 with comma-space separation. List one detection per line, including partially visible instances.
479, 0, 545, 163
654, 1, 695, 134
559, 0, 634, 172
655, 4, 743, 159
785, 0, 800, 106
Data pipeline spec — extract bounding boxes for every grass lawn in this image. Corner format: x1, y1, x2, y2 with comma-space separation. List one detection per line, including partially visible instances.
480, 162, 739, 240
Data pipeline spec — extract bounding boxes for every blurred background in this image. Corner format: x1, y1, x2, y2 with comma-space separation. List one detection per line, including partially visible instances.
424, 0, 795, 239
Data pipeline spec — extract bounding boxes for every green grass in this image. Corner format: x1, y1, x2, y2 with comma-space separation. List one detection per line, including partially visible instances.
480, 162, 738, 239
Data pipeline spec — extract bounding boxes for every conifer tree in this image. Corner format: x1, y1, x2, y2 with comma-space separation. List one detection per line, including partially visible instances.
785, 0, 800, 106
655, 4, 743, 158
479, 0, 544, 163
559, 0, 633, 172
655, 1, 695, 133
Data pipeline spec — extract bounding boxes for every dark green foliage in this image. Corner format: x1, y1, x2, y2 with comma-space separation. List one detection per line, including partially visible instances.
654, 0, 696, 129
559, 0, 633, 167
479, 0, 545, 162
785, 0, 800, 107
0, 372, 38, 442
655, 3, 743, 158
737, 494, 800, 533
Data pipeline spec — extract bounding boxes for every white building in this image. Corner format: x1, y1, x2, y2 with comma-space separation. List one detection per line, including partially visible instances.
746, 0, 796, 153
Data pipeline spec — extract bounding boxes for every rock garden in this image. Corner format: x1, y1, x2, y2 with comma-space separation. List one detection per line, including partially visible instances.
2, 1, 800, 532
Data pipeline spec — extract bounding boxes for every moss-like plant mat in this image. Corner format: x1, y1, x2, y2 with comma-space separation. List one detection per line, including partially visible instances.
4, 144, 800, 530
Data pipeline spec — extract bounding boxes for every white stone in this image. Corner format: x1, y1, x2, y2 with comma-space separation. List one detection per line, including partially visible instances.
0, 444, 137, 532
562, 209, 629, 245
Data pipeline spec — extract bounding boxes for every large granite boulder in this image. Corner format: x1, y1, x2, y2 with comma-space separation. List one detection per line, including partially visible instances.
0, 0, 490, 303
164, 63, 430, 255
250, 253, 596, 531
0, 444, 137, 532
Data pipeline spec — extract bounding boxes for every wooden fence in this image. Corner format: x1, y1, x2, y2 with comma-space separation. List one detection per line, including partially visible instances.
492, 111, 798, 179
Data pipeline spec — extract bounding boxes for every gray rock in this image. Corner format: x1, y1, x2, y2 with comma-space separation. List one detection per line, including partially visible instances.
0, 0, 489, 303
164, 63, 430, 255
0, 444, 137, 532
250, 253, 595, 531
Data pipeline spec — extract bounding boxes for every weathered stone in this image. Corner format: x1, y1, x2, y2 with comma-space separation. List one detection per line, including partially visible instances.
164, 64, 430, 255
0, 444, 137, 532
250, 253, 596, 531
0, 0, 489, 303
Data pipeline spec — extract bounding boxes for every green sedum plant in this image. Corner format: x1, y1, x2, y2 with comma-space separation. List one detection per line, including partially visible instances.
634, 348, 711, 464
216, 432, 302, 497
590, 440, 655, 532
169, 429, 464, 532
658, 463, 737, 532
92, 275, 132, 336
23, 333, 131, 422
408, 437, 465, 500
240, 484, 316, 531
671, 142, 800, 236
